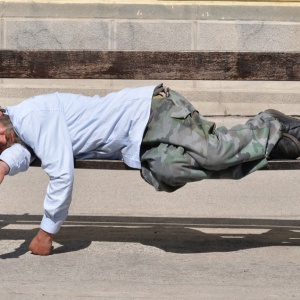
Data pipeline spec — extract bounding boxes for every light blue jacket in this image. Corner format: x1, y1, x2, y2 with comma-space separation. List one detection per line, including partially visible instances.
0, 85, 156, 233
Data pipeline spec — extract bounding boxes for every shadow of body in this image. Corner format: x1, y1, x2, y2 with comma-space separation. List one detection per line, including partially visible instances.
0, 215, 299, 258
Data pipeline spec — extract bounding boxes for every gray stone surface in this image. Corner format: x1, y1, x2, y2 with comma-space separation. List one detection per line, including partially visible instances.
4, 18, 300, 52
6, 20, 110, 50
197, 21, 300, 51
2, 2, 300, 22
1, 79, 300, 116
115, 21, 192, 50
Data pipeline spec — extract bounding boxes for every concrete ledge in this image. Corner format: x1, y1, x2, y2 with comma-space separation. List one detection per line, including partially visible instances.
3, 20, 300, 51
1, 79, 300, 116
1, 1, 300, 21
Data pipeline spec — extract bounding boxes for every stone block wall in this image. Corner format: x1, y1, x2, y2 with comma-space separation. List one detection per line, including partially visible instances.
1, 1, 300, 115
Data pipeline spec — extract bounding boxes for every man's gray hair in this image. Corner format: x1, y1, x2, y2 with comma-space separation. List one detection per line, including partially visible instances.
0, 108, 22, 146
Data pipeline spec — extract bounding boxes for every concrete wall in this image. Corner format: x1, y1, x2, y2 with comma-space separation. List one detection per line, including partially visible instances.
1, 1, 300, 115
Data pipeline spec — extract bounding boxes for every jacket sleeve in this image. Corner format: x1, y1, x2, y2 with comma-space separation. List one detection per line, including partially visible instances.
19, 110, 74, 234
0, 143, 32, 175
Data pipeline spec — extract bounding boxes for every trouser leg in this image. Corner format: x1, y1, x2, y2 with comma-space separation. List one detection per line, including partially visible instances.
140, 89, 282, 192
203, 112, 282, 171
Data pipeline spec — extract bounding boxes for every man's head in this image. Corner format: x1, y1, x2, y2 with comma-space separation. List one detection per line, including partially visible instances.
0, 111, 17, 154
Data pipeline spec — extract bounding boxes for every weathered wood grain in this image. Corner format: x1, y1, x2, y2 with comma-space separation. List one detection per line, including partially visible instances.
1, 50, 300, 80
263, 159, 300, 170
29, 158, 300, 171
73, 159, 300, 171
74, 159, 136, 170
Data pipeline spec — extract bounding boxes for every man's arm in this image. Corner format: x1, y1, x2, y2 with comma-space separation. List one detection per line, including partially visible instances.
0, 145, 50, 254
0, 143, 32, 176
0, 142, 33, 183
19, 110, 74, 255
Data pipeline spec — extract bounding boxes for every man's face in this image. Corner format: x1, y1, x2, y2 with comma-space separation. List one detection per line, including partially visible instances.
0, 121, 15, 153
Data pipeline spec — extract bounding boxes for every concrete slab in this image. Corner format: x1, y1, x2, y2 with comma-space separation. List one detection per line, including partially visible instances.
2, 80, 300, 116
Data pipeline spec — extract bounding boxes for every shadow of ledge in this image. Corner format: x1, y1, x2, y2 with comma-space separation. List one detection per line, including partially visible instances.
0, 214, 299, 258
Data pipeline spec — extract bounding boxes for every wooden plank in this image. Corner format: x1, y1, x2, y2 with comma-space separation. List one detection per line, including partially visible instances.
30, 158, 300, 170
75, 159, 300, 171
30, 158, 135, 170
80, 159, 300, 170
264, 159, 300, 170
1, 50, 300, 80
74, 159, 136, 170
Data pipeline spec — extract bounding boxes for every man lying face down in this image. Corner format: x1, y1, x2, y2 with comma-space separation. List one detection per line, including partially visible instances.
1, 84, 300, 256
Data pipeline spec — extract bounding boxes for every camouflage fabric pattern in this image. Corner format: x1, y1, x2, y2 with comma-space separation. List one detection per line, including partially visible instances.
140, 88, 282, 192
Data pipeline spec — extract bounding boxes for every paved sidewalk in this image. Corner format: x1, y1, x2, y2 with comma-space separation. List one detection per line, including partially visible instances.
0, 118, 300, 299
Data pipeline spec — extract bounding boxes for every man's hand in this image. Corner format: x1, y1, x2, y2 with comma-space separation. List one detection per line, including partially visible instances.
29, 229, 54, 256
0, 160, 9, 184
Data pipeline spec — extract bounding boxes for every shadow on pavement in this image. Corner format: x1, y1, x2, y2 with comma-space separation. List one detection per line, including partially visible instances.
0, 214, 299, 258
